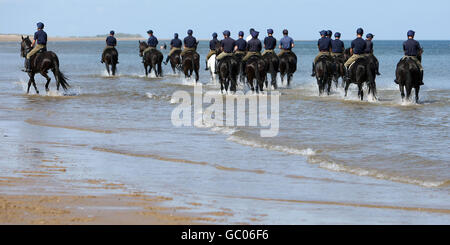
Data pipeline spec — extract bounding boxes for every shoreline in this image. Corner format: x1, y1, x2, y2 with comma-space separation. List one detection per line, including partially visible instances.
0, 164, 215, 225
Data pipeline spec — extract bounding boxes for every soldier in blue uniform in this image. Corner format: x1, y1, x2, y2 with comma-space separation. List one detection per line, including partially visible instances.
181, 29, 198, 58
331, 32, 345, 57
311, 30, 332, 76
101, 30, 118, 63
23, 22, 47, 72
234, 31, 247, 55
278, 29, 294, 57
205, 32, 220, 70
142, 30, 158, 63
164, 33, 183, 65
396, 30, 424, 85
216, 30, 236, 61
262, 29, 277, 56
344, 28, 366, 68
242, 30, 262, 62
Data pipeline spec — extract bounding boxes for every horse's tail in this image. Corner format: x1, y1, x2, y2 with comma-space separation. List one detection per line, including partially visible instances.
255, 60, 261, 83
53, 59, 70, 91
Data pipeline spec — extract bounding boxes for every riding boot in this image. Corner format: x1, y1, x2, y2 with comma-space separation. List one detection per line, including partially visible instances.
419, 70, 424, 86
205, 60, 209, 70
311, 62, 316, 77
376, 69, 381, 76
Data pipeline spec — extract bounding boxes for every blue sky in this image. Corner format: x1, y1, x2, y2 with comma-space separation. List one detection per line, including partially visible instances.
1, 0, 449, 40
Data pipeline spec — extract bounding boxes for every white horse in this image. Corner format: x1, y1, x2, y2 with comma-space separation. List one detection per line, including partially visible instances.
207, 54, 217, 82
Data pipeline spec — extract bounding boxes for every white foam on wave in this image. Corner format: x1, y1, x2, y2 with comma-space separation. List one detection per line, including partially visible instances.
227, 135, 316, 157
309, 157, 448, 188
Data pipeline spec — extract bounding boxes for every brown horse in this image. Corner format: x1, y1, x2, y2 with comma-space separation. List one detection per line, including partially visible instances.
245, 55, 266, 93
20, 36, 70, 94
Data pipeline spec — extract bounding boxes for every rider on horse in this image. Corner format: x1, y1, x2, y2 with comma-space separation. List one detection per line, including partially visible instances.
234, 31, 247, 56
181, 29, 198, 58
311, 30, 332, 76
142, 30, 158, 63
344, 28, 367, 80
23, 22, 47, 72
331, 32, 345, 58
216, 30, 236, 61
101, 30, 118, 64
242, 30, 262, 62
215, 31, 236, 74
164, 33, 182, 65
262, 29, 277, 56
205, 32, 220, 70
396, 30, 424, 85
364, 33, 381, 75
278, 29, 294, 57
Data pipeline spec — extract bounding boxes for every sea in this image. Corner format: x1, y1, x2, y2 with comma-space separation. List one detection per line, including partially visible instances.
0, 39, 448, 224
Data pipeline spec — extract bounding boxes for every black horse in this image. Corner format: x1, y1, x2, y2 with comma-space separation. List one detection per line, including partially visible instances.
182, 50, 200, 82
279, 51, 297, 87
234, 52, 246, 85
314, 55, 333, 95
102, 47, 118, 76
263, 52, 279, 89
245, 56, 266, 93
138, 41, 163, 77
332, 53, 346, 88
166, 49, 182, 74
217, 56, 239, 93
20, 36, 70, 94
395, 56, 422, 103
344, 57, 377, 101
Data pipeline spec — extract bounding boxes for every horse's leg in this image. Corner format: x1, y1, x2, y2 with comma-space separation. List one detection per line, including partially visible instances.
406, 84, 412, 101
105, 63, 110, 76
194, 68, 199, 82
41, 71, 51, 92
272, 72, 277, 90
30, 74, 39, 94
288, 73, 293, 87
144, 64, 148, 77
399, 84, 405, 101
27, 74, 33, 94
415, 86, 420, 103
344, 81, 350, 97
327, 78, 332, 95
224, 79, 229, 93
112, 62, 117, 76
358, 83, 364, 101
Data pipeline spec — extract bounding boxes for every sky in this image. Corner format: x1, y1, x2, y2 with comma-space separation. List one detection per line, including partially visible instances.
1, 0, 449, 40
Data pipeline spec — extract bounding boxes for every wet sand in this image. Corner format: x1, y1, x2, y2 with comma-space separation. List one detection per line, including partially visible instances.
0, 172, 214, 225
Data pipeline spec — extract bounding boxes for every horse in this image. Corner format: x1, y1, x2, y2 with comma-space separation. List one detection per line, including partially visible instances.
182, 50, 200, 82
207, 42, 221, 82
344, 57, 377, 101
234, 52, 246, 85
217, 56, 239, 94
102, 47, 118, 76
245, 55, 266, 93
138, 41, 163, 77
278, 51, 297, 87
395, 56, 422, 103
314, 55, 334, 96
167, 49, 182, 74
331, 53, 346, 88
20, 36, 70, 94
263, 52, 279, 89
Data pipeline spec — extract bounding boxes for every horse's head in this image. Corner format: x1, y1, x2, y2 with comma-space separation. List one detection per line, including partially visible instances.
138, 41, 148, 57
20, 36, 32, 58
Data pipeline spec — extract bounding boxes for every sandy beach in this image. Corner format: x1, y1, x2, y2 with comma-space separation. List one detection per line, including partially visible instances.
0, 166, 217, 225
